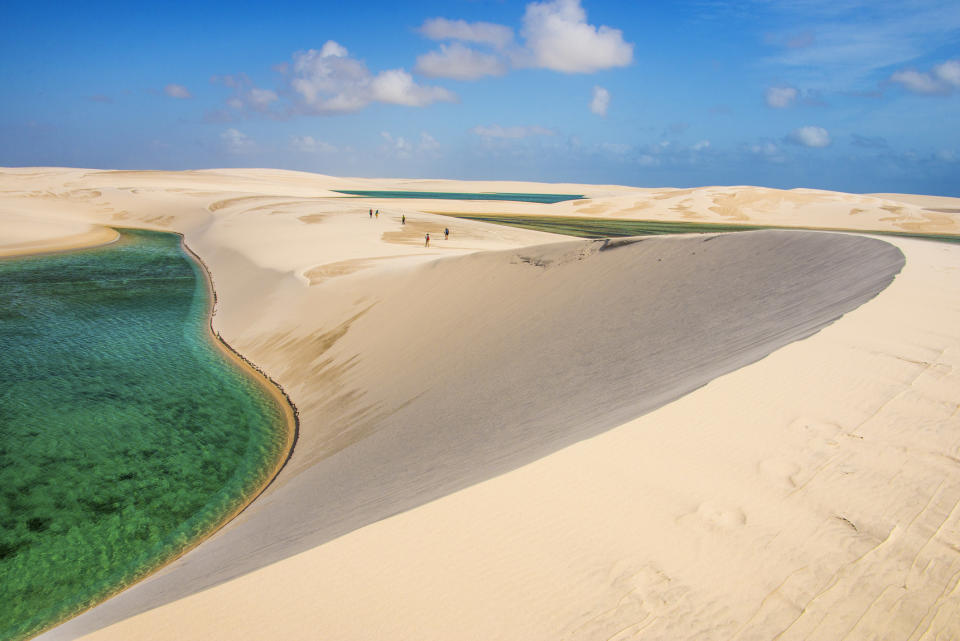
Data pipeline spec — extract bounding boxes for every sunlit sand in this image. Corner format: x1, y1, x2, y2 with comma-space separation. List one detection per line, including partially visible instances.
2, 167, 959, 640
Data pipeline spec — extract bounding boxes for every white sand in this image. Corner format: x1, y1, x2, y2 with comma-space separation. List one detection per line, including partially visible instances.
1, 168, 958, 640
0, 210, 117, 257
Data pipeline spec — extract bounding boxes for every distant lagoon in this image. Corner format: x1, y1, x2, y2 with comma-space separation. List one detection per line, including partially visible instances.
0, 229, 290, 641
332, 190, 585, 204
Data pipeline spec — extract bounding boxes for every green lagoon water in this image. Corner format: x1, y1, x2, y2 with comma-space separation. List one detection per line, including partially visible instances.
0, 229, 289, 641
332, 190, 585, 204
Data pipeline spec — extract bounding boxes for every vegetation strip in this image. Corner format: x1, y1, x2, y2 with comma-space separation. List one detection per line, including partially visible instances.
438, 213, 960, 244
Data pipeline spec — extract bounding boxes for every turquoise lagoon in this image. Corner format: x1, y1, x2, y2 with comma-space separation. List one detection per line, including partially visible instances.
0, 229, 290, 640
332, 189, 585, 204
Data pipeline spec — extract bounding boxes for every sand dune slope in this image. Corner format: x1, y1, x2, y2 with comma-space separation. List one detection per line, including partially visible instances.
42, 230, 903, 639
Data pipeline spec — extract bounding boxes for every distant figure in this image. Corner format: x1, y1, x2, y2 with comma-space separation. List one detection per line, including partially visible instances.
425, 233, 430, 247
444, 227, 450, 240
375, 209, 379, 219
401, 214, 406, 225
369, 209, 372, 218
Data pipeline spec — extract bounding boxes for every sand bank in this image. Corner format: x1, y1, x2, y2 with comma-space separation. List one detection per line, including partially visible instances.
0, 213, 118, 258
0, 169, 957, 640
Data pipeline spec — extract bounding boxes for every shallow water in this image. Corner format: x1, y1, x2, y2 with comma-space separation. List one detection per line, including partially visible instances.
333, 190, 585, 204
0, 229, 288, 641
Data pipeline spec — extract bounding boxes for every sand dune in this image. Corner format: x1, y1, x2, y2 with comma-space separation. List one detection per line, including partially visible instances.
1, 169, 958, 640
37, 230, 904, 640
0, 213, 116, 257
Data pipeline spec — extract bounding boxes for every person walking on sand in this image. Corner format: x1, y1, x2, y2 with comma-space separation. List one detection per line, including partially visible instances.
375, 209, 379, 219
369, 209, 372, 218
444, 227, 449, 240
425, 232, 430, 247
401, 214, 406, 225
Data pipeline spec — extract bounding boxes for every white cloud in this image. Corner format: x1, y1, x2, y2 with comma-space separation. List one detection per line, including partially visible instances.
221, 128, 255, 154
750, 142, 778, 156
692, 140, 711, 151
747, 141, 786, 163
419, 132, 441, 151
590, 86, 610, 116
164, 84, 191, 99
891, 69, 943, 94
765, 86, 798, 108
370, 68, 457, 106
376, 131, 441, 158
416, 43, 507, 80
936, 60, 960, 86
213, 73, 279, 115
290, 42, 456, 113
419, 18, 514, 50
320, 40, 348, 58
520, 0, 633, 73
788, 125, 831, 148
472, 124, 555, 139
248, 88, 279, 110
290, 136, 337, 153
380, 131, 413, 158
891, 59, 960, 95
415, 1, 633, 80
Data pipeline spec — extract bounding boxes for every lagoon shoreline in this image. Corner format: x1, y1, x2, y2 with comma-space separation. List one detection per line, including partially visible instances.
0, 228, 297, 641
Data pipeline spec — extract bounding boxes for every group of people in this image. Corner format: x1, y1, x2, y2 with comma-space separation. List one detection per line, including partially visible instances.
424, 227, 449, 247
369, 208, 408, 226
366, 208, 448, 246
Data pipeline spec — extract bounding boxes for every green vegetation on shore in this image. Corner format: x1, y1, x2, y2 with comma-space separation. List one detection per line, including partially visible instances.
438, 213, 960, 244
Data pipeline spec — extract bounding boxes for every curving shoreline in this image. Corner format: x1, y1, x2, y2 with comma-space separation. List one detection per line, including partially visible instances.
178, 235, 301, 504
3, 229, 298, 641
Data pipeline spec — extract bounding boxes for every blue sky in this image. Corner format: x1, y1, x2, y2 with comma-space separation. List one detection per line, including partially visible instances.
1, 0, 959, 195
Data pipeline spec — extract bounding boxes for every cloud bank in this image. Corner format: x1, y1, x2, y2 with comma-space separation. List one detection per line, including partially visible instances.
416, 0, 633, 80
891, 59, 960, 95
290, 42, 456, 114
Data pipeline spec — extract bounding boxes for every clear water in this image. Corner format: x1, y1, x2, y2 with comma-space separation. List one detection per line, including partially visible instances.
333, 190, 585, 204
0, 229, 289, 641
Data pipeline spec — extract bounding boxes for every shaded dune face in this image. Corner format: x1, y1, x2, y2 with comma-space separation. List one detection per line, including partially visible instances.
44, 231, 904, 639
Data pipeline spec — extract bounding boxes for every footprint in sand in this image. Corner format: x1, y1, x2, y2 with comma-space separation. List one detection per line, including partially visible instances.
790, 416, 841, 447
697, 501, 747, 528
679, 501, 747, 530
759, 457, 801, 488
